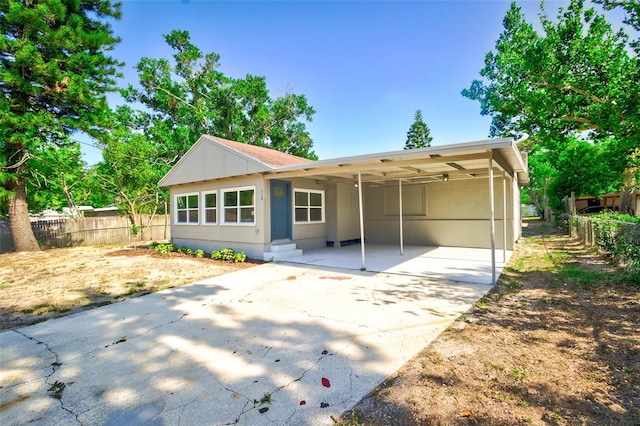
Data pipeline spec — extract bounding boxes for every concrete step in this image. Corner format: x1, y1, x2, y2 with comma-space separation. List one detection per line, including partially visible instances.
269, 243, 297, 253
263, 242, 303, 261
263, 249, 303, 262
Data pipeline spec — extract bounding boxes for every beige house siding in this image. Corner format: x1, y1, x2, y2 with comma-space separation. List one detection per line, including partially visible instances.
363, 178, 517, 250
169, 176, 268, 258
288, 178, 327, 250
160, 137, 270, 187
326, 183, 361, 245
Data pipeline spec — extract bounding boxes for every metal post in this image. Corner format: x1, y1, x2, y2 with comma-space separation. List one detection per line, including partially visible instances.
399, 179, 404, 255
503, 170, 507, 263
357, 170, 366, 270
489, 159, 496, 285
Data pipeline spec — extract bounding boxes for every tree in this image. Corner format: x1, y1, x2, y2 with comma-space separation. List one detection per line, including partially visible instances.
25, 142, 87, 216
593, 0, 640, 53
1, 0, 122, 251
404, 110, 433, 150
122, 30, 318, 161
91, 106, 168, 233
462, 0, 638, 215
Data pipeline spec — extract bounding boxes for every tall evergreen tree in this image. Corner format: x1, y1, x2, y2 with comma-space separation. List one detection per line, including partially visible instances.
1, 0, 122, 251
404, 110, 433, 150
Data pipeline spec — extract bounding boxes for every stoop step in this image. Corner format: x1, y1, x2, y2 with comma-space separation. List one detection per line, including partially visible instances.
263, 243, 303, 261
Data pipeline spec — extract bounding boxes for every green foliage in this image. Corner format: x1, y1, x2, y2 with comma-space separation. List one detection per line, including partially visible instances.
569, 215, 640, 273
154, 243, 175, 256
404, 110, 433, 150
193, 249, 205, 258
121, 29, 317, 160
130, 225, 142, 236
592, 212, 640, 225
463, 0, 639, 214
91, 105, 169, 224
211, 248, 245, 262
177, 246, 194, 255
1, 0, 123, 249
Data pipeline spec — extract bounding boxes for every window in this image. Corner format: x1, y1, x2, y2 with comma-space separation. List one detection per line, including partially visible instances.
294, 189, 324, 224
175, 193, 199, 224
203, 191, 217, 225
222, 187, 255, 225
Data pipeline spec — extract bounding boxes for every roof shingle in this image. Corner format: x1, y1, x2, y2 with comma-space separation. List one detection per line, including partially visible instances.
206, 135, 313, 168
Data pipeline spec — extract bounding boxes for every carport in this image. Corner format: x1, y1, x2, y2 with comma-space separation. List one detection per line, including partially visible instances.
264, 138, 528, 284
282, 244, 511, 285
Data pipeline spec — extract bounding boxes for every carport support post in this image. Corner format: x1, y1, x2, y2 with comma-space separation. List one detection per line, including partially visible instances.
399, 179, 404, 255
358, 170, 366, 270
489, 159, 496, 285
503, 170, 507, 263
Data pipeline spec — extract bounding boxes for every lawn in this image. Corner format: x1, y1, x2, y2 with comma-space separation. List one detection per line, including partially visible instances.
0, 245, 259, 330
342, 218, 640, 425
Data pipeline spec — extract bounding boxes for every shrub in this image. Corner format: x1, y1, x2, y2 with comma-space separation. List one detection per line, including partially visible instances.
212, 248, 245, 262
194, 249, 205, 258
154, 243, 175, 256
570, 215, 640, 273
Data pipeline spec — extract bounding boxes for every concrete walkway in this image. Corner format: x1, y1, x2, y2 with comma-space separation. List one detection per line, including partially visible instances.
1, 263, 492, 425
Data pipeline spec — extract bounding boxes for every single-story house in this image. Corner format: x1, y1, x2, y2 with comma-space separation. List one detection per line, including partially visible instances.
159, 135, 529, 278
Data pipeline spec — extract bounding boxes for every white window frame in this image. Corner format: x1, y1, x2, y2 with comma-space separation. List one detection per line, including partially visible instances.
222, 186, 256, 226
202, 190, 218, 225
293, 188, 325, 224
174, 192, 200, 225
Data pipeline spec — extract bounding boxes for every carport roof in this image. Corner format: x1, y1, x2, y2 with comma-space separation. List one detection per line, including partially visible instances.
160, 136, 529, 187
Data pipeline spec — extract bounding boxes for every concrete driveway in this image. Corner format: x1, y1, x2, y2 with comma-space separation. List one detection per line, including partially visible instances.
1, 263, 491, 425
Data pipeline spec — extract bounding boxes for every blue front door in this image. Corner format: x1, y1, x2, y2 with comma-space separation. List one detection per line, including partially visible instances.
270, 180, 291, 240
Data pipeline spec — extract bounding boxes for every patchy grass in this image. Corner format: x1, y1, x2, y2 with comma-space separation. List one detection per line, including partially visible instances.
0, 245, 260, 330
343, 218, 640, 425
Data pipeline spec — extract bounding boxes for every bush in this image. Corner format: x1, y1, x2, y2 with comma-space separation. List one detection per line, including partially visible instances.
194, 249, 205, 258
154, 243, 175, 256
570, 215, 640, 273
211, 248, 246, 262
177, 246, 194, 256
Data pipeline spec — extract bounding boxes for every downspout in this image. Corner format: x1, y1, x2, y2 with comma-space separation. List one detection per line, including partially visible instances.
489, 158, 496, 285
357, 170, 366, 270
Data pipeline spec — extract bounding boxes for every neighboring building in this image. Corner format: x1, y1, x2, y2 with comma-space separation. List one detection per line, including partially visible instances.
576, 192, 639, 215
159, 135, 529, 261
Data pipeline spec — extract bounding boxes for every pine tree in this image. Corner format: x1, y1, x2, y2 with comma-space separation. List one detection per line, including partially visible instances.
1, 0, 122, 251
404, 110, 433, 150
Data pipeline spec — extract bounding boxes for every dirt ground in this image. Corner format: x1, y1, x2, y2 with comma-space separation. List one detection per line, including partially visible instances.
341, 218, 640, 425
0, 245, 259, 330
1, 220, 638, 425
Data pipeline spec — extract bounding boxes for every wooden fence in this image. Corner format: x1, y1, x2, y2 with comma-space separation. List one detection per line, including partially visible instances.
0, 215, 170, 253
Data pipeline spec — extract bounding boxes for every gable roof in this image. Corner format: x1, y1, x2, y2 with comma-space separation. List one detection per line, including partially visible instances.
210, 135, 312, 167
158, 134, 313, 187
159, 135, 530, 188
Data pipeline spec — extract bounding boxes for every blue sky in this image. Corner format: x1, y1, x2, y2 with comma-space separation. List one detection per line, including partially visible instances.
81, 0, 579, 164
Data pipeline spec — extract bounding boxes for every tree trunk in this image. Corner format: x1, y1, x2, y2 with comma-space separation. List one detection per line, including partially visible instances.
8, 180, 40, 251
619, 190, 633, 214
528, 188, 540, 214
62, 173, 80, 217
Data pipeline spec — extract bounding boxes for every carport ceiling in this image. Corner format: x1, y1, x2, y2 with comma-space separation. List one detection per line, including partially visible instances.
264, 138, 529, 185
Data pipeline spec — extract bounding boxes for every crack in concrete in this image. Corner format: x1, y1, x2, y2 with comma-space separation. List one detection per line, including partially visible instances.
102, 312, 188, 349
211, 353, 330, 425
12, 330, 82, 425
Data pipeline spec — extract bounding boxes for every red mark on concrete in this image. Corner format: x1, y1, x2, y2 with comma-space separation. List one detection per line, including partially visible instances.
319, 276, 351, 281
322, 377, 331, 388
299, 400, 306, 405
